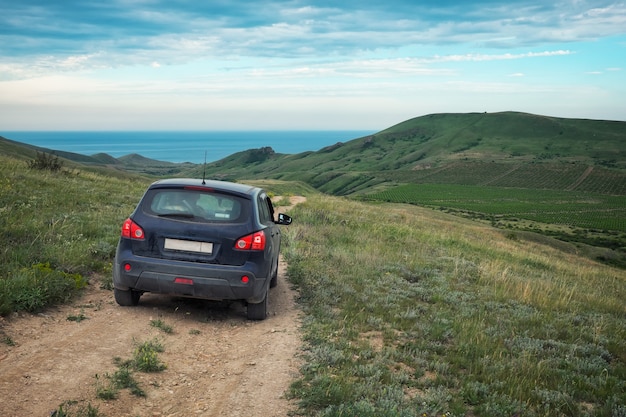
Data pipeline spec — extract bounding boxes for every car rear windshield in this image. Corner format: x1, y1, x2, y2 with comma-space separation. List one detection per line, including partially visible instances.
143, 188, 249, 223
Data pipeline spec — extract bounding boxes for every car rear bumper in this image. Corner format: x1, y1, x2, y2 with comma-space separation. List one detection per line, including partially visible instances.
113, 253, 269, 303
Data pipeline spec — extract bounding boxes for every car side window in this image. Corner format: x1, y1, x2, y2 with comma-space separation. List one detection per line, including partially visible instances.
266, 196, 276, 222
258, 194, 273, 225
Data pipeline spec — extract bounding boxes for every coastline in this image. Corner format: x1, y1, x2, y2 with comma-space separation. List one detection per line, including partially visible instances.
1, 130, 375, 163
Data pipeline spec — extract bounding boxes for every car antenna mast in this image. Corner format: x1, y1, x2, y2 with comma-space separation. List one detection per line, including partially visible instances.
202, 151, 207, 185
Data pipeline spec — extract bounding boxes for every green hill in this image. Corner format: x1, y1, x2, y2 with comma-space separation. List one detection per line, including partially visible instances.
189, 111, 625, 196
0, 136, 193, 176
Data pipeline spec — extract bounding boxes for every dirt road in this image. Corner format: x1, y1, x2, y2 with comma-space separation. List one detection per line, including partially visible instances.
0, 198, 304, 417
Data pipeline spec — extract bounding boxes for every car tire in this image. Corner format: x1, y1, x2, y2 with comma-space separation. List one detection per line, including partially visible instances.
114, 288, 141, 306
269, 258, 278, 288
247, 289, 268, 320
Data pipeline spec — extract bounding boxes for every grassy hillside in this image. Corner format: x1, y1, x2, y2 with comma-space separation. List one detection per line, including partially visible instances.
0, 148, 624, 416
284, 196, 626, 416
0, 153, 152, 314
0, 135, 193, 177
186, 112, 625, 195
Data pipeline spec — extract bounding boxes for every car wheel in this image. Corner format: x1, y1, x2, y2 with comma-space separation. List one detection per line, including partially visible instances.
247, 289, 268, 320
114, 288, 141, 306
269, 258, 279, 288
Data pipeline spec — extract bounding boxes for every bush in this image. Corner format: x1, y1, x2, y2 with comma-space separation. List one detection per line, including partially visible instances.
0, 262, 86, 315
28, 151, 63, 172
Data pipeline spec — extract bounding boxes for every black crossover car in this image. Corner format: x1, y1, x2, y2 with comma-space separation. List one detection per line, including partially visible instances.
112, 179, 292, 320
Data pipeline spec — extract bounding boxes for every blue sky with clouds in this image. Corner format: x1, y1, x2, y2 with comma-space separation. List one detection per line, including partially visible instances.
1, 0, 625, 130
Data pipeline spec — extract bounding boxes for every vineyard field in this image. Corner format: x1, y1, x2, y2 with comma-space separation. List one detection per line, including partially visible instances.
377, 163, 626, 195
363, 184, 626, 232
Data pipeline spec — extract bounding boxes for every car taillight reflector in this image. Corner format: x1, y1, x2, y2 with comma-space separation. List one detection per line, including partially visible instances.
235, 231, 266, 251
174, 277, 194, 285
121, 218, 145, 240
241, 275, 250, 284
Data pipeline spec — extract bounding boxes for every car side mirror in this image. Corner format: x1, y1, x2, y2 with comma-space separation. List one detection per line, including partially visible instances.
276, 213, 292, 225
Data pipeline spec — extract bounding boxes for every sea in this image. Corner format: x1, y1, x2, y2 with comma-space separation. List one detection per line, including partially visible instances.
1, 131, 375, 164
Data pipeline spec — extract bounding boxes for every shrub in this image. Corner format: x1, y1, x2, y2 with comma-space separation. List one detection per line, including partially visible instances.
28, 151, 63, 172
0, 262, 86, 315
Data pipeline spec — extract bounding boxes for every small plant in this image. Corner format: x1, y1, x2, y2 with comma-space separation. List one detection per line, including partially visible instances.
53, 401, 101, 417
94, 374, 118, 400
1, 335, 15, 346
67, 310, 88, 322
132, 338, 166, 372
92, 339, 166, 402
189, 329, 201, 335
150, 318, 173, 334
110, 366, 145, 397
99, 279, 114, 291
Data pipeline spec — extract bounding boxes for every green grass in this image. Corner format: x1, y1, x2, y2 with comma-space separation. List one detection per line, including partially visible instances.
0, 262, 87, 315
0, 154, 150, 315
361, 183, 626, 267
150, 318, 174, 334
283, 196, 626, 417
363, 184, 626, 232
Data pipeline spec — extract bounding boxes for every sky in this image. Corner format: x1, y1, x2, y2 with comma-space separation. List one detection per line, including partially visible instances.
0, 0, 625, 131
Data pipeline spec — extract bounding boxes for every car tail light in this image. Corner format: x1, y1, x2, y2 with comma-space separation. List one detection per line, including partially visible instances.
121, 218, 145, 240
184, 185, 214, 192
235, 231, 266, 251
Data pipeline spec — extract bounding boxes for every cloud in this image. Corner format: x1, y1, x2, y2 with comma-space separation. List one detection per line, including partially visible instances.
1, 0, 625, 128
2, 1, 624, 65
430, 50, 573, 63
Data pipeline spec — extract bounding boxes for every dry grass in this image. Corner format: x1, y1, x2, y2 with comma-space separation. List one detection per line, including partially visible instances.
284, 195, 626, 417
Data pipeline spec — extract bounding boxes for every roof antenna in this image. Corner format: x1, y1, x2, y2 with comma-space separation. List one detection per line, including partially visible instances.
202, 151, 207, 185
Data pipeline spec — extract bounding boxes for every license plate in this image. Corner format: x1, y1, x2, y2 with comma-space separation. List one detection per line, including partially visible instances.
164, 238, 213, 254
